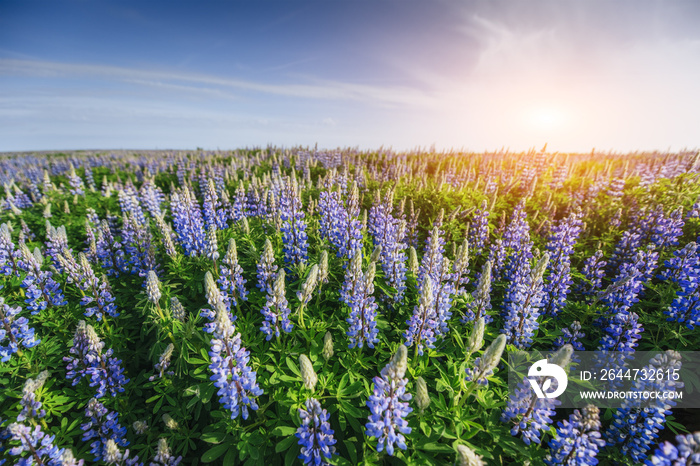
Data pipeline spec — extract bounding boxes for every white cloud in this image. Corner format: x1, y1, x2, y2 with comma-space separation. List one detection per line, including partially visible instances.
0, 58, 434, 108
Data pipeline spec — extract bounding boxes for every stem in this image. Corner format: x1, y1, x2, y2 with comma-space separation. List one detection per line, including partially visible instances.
298, 302, 306, 329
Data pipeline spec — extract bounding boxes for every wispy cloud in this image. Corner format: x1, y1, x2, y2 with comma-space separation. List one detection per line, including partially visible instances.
0, 58, 435, 108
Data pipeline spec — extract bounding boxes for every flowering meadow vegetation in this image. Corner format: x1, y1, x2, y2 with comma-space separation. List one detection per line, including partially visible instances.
1, 148, 700, 465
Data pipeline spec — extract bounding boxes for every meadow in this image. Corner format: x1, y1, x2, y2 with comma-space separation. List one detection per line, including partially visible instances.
1, 147, 699, 465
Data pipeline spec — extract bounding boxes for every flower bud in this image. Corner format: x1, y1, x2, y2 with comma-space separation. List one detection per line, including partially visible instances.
408, 247, 419, 275
550, 343, 573, 368
391, 345, 408, 380
456, 444, 485, 466
104, 439, 121, 463
133, 420, 149, 435
299, 354, 318, 391
468, 317, 485, 353
162, 413, 178, 430
365, 261, 376, 287
481, 334, 506, 374
415, 376, 430, 412
370, 244, 382, 263
318, 251, 329, 284
204, 271, 221, 309
322, 332, 334, 361
224, 238, 239, 266
170, 297, 186, 322
146, 270, 162, 305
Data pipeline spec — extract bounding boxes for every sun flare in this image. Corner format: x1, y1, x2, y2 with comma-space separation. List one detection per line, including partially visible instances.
527, 106, 567, 131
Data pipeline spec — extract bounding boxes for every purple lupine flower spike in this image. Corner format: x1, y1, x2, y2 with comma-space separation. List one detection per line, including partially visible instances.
296, 398, 337, 465
365, 345, 412, 456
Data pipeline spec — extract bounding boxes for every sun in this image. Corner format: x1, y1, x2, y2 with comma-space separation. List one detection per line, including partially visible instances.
527, 106, 567, 131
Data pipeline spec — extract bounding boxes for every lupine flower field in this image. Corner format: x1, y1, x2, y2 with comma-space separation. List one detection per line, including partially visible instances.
1, 148, 700, 465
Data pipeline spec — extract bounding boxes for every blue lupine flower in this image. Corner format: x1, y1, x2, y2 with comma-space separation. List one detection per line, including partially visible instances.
404, 275, 437, 356
120, 211, 157, 276
17, 371, 49, 422
687, 196, 700, 220
469, 200, 490, 255
578, 249, 607, 296
231, 185, 247, 221
658, 242, 698, 285
543, 211, 582, 316
296, 398, 337, 465
645, 432, 700, 465
666, 281, 700, 329
650, 206, 684, 251
201, 302, 263, 420
553, 321, 585, 352
502, 345, 572, 445
5, 423, 67, 465
246, 185, 267, 218
549, 163, 570, 190
318, 187, 363, 260
0, 224, 23, 276
605, 351, 684, 463
502, 253, 549, 348
0, 298, 39, 363
279, 176, 308, 266
659, 242, 700, 328
202, 179, 226, 231
170, 188, 207, 257
606, 206, 667, 273
487, 238, 507, 281
406, 199, 420, 249
503, 202, 530, 252
151, 438, 182, 466
63, 321, 129, 398
409, 224, 456, 344
20, 220, 35, 242
417, 226, 446, 286
593, 311, 643, 391
67, 164, 85, 195
260, 269, 293, 340
81, 397, 129, 462
462, 261, 493, 324
218, 238, 248, 307
344, 253, 379, 349
96, 220, 128, 276
139, 180, 166, 219
118, 185, 147, 226
365, 346, 412, 456
545, 405, 605, 465
256, 238, 278, 294
58, 251, 119, 321
599, 248, 658, 319
19, 246, 67, 314
606, 176, 625, 200
370, 192, 408, 303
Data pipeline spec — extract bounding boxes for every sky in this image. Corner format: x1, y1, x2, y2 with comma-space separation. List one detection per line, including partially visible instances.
1, 0, 699, 153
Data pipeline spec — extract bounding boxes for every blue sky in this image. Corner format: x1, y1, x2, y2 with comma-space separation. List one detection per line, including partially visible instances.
1, 0, 699, 152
